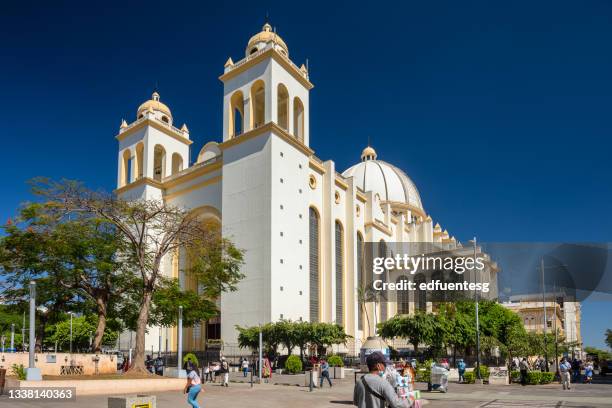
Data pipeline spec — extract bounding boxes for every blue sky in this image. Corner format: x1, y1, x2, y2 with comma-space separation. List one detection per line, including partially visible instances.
1, 1, 610, 348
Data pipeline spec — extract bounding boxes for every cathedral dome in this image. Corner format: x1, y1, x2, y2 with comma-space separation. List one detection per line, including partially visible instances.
342, 146, 424, 211
137, 91, 172, 120
246, 22, 289, 57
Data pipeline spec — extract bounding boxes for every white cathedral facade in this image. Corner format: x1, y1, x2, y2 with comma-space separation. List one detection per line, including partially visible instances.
115, 23, 497, 355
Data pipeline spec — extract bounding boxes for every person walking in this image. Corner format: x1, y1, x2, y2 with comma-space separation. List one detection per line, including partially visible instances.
560, 358, 572, 390
519, 358, 529, 386
319, 359, 332, 388
220, 357, 230, 387
184, 365, 203, 408
242, 358, 249, 377
262, 355, 272, 383
353, 352, 411, 408
457, 359, 466, 383
584, 360, 593, 384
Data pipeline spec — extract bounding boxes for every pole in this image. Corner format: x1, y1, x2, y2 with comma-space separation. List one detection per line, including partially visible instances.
28, 281, 36, 368
541, 259, 549, 372
177, 306, 183, 372
10, 323, 15, 351
69, 312, 73, 354
258, 325, 263, 384
22, 312, 26, 351
474, 237, 481, 380
158, 327, 162, 359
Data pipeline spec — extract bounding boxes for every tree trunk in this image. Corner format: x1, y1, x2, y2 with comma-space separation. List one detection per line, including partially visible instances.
129, 290, 153, 373
92, 296, 108, 353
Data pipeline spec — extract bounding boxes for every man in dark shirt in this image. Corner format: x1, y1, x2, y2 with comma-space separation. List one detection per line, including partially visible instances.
353, 351, 411, 408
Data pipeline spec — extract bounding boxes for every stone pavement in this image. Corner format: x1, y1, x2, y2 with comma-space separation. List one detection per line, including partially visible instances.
1, 375, 611, 407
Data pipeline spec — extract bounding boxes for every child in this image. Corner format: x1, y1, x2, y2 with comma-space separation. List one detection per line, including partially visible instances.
584, 361, 593, 384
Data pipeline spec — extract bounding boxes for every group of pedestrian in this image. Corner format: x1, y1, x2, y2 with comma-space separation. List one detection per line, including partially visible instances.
514, 355, 595, 389
353, 352, 421, 408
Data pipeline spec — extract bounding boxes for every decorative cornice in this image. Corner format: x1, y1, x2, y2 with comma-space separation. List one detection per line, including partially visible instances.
220, 122, 314, 157
364, 220, 393, 236
219, 48, 314, 90
116, 118, 193, 145
164, 175, 223, 200
114, 176, 163, 195
309, 158, 326, 174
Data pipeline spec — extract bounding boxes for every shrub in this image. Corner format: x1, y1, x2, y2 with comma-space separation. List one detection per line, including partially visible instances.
463, 371, 475, 384
182, 353, 199, 367
540, 372, 554, 384
327, 355, 344, 367
11, 363, 26, 380
479, 365, 490, 380
415, 359, 433, 383
526, 371, 542, 385
285, 355, 303, 374
510, 371, 521, 383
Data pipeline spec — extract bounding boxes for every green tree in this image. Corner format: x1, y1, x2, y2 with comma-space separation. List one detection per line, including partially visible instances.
0, 201, 132, 352
45, 314, 118, 351
606, 329, 612, 350
28, 179, 245, 372
378, 312, 437, 353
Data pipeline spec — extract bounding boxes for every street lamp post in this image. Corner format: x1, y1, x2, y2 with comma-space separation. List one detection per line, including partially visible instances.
473, 237, 481, 381
541, 259, 549, 372
10, 323, 15, 351
258, 325, 263, 384
26, 281, 41, 380
69, 312, 73, 354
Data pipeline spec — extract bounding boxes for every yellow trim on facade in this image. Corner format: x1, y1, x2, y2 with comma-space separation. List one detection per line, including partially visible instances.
334, 177, 348, 190
364, 220, 393, 236
164, 161, 223, 188
114, 176, 163, 195
219, 48, 314, 90
165, 175, 223, 200
220, 122, 314, 156
116, 118, 193, 145
355, 191, 367, 203
309, 158, 326, 174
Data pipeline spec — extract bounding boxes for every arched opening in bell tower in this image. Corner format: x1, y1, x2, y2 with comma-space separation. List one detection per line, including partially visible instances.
293, 97, 304, 142
121, 149, 132, 187
153, 144, 166, 181
135, 142, 144, 180
229, 91, 244, 137
277, 83, 289, 130
171, 153, 184, 175
250, 80, 265, 129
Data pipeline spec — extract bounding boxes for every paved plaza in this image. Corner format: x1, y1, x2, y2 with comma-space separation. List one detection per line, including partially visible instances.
1, 373, 611, 408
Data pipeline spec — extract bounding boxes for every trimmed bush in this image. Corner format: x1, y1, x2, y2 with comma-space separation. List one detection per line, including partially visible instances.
463, 371, 475, 384
540, 372, 554, 384
327, 355, 344, 367
479, 365, 490, 380
526, 371, 542, 385
285, 355, 303, 374
415, 359, 433, 383
510, 371, 521, 383
182, 353, 199, 367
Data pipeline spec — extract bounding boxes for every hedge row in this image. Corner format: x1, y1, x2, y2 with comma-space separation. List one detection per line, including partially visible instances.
510, 371, 555, 384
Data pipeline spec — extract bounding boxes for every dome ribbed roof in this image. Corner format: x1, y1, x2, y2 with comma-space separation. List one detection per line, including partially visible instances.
342, 149, 423, 211
246, 23, 289, 56
137, 92, 172, 119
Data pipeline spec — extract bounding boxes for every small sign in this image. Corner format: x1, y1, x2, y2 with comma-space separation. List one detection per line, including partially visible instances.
46, 355, 57, 363
488, 366, 509, 385
132, 404, 151, 408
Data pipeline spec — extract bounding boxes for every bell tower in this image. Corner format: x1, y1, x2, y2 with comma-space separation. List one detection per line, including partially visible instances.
115, 91, 192, 199
220, 22, 313, 146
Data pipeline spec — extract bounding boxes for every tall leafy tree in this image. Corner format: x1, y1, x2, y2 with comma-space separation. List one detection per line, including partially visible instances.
0, 202, 132, 352
30, 179, 245, 372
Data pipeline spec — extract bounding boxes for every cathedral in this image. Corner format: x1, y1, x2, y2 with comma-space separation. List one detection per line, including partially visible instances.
115, 23, 498, 355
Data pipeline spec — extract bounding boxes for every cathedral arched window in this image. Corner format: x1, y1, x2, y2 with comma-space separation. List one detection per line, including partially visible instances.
171, 153, 184, 175
309, 207, 320, 323
379, 239, 388, 322
277, 84, 289, 130
293, 97, 304, 142
153, 144, 166, 181
135, 142, 144, 180
357, 232, 364, 331
335, 220, 344, 326
121, 149, 132, 186
396, 276, 410, 315
229, 91, 244, 137
415, 273, 426, 312
250, 80, 265, 129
